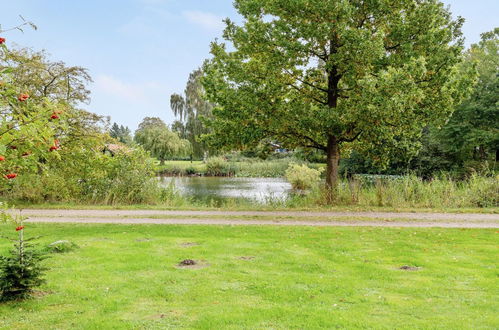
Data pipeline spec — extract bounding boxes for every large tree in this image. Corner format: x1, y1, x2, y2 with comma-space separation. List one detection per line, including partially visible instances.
437, 28, 499, 165
170, 68, 213, 158
203, 0, 472, 195
134, 117, 191, 164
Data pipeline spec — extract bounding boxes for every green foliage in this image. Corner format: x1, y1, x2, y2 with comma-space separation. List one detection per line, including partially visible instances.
170, 68, 213, 158
203, 0, 473, 189
0, 231, 47, 301
134, 117, 191, 163
232, 158, 296, 177
7, 147, 164, 205
205, 156, 235, 176
433, 28, 499, 167
285, 163, 323, 190
341, 28, 499, 179
2, 47, 92, 105
300, 175, 499, 209
0, 32, 71, 191
156, 157, 324, 178
109, 123, 133, 145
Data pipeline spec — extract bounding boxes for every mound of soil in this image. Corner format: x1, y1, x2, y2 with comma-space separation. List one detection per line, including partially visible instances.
179, 259, 196, 266
175, 259, 210, 269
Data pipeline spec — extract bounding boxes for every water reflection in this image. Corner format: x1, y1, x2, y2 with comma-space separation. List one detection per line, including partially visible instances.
159, 176, 292, 203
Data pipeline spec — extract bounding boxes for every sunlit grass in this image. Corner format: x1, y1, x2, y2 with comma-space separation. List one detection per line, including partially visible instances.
0, 223, 497, 328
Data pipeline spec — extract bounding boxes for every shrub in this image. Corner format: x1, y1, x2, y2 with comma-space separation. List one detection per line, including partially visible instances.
205, 157, 234, 176
185, 166, 197, 175
6, 147, 164, 205
285, 163, 323, 190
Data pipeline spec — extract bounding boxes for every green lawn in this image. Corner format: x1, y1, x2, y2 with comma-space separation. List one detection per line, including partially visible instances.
0, 223, 497, 329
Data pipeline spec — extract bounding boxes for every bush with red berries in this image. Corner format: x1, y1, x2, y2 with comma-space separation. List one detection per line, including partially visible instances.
0, 32, 67, 189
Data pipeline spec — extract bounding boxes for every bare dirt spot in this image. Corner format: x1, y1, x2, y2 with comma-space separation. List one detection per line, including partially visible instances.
149, 313, 167, 320
399, 265, 421, 271
32, 290, 53, 298
136, 238, 153, 242
89, 237, 113, 242
180, 242, 199, 247
175, 259, 210, 269
179, 259, 196, 266
238, 256, 255, 260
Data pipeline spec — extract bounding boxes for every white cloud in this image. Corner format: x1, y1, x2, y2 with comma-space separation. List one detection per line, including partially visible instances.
183, 10, 225, 31
95, 75, 146, 103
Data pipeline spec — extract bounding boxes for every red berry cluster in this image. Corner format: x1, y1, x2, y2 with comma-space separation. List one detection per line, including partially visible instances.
49, 139, 60, 152
4, 173, 17, 179
18, 93, 29, 102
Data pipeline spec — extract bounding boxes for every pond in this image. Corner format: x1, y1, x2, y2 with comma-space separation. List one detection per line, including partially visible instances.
159, 176, 292, 203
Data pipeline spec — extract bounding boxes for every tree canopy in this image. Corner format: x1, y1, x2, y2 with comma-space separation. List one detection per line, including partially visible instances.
203, 0, 473, 194
437, 28, 499, 166
170, 68, 213, 158
134, 117, 191, 164
109, 123, 133, 145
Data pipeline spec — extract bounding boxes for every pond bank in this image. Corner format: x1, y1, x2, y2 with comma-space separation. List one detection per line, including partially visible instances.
155, 159, 325, 178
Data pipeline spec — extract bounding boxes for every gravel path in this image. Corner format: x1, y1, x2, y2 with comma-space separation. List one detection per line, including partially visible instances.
24, 216, 499, 228
17, 209, 499, 220
16, 209, 499, 228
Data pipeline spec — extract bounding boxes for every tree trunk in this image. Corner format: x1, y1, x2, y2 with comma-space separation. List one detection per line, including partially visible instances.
325, 136, 340, 202
159, 159, 165, 166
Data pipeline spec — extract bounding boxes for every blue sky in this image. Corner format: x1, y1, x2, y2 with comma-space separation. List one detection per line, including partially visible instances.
1, 0, 497, 131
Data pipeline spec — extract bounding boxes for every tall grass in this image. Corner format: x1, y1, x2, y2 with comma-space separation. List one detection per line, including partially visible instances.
157, 158, 325, 178
292, 174, 498, 209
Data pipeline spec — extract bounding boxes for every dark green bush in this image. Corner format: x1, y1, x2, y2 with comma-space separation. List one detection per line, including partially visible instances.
185, 166, 197, 175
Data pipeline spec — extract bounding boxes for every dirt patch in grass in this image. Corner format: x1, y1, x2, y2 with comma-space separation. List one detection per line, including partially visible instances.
89, 237, 113, 242
399, 265, 421, 271
175, 259, 210, 269
238, 256, 255, 260
136, 238, 153, 242
180, 242, 199, 247
32, 290, 53, 298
